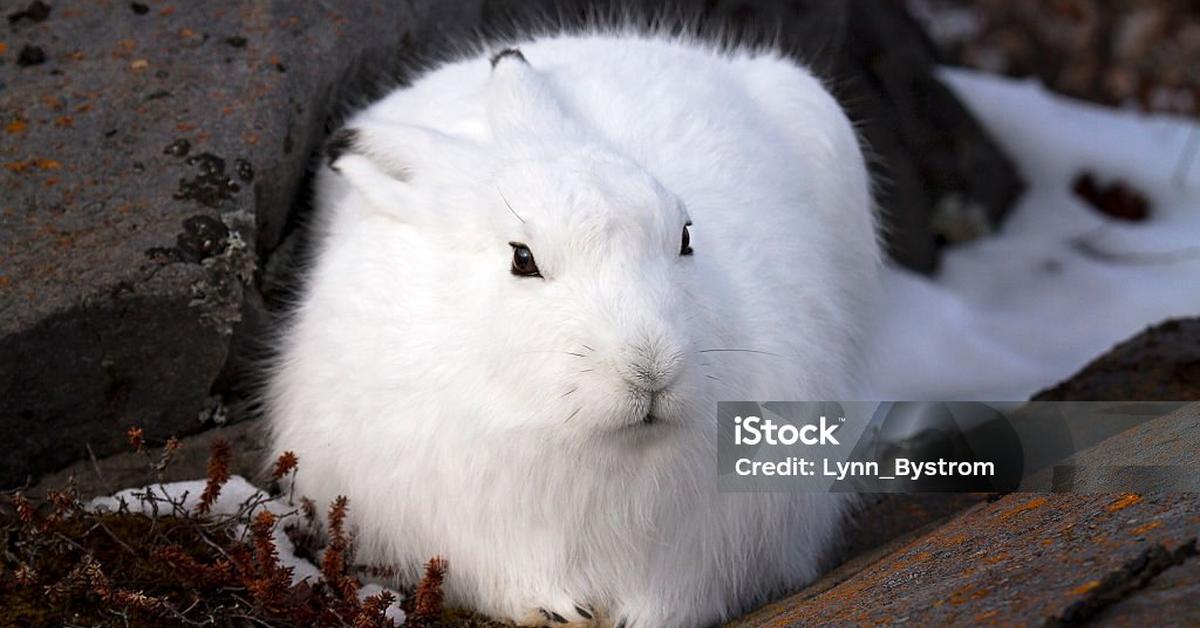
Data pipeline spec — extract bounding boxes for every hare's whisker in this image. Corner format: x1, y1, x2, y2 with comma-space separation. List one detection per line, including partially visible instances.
697, 348, 782, 357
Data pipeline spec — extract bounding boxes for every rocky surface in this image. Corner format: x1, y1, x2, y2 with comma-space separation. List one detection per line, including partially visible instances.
28, 418, 265, 500
910, 0, 1200, 118
1, 0, 1023, 489
1034, 318, 1200, 401
836, 1, 1025, 267
729, 319, 1200, 626
732, 489, 1199, 626
0, 0, 489, 489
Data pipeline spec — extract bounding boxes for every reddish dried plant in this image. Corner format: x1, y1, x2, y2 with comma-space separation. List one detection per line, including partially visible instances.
152, 545, 236, 589
11, 493, 38, 527
251, 511, 283, 576
300, 496, 317, 521
1, 429, 419, 626
126, 426, 144, 452
353, 590, 398, 628
107, 589, 163, 612
410, 556, 448, 623
271, 451, 299, 482
52, 556, 166, 613
13, 562, 37, 586
321, 496, 360, 604
328, 495, 349, 537
45, 480, 80, 523
242, 510, 294, 614
196, 438, 232, 514
154, 436, 183, 476
46, 488, 76, 516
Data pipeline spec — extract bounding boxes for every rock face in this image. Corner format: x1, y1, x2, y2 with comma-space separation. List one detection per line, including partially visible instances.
732, 489, 1200, 626
0, 0, 489, 488
0, 0, 1021, 488
1034, 318, 1200, 401
729, 320, 1200, 626
836, 1, 1025, 270
911, 0, 1200, 119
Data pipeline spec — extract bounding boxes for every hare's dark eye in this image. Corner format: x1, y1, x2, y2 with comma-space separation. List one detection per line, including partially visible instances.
680, 222, 693, 256
510, 242, 541, 277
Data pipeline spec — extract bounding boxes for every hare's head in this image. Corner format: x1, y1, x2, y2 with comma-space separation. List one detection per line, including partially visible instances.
324, 48, 715, 436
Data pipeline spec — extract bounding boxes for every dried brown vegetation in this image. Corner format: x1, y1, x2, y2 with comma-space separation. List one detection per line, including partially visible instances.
408, 557, 450, 625
0, 434, 489, 627
196, 437, 233, 515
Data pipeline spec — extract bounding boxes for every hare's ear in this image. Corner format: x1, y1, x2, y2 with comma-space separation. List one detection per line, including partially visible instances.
324, 124, 475, 225
487, 48, 583, 144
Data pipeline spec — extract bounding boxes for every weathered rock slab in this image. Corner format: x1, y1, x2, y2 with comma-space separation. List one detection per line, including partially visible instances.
1034, 317, 1200, 402
735, 489, 1199, 626
730, 318, 1200, 626
0, 0, 487, 487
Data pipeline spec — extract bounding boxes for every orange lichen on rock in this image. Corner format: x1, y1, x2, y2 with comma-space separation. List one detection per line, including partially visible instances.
1106, 493, 1142, 512
948, 584, 993, 606
999, 497, 1047, 519
4, 158, 62, 173
983, 551, 1010, 565
1129, 520, 1163, 536
974, 609, 999, 622
1068, 580, 1101, 596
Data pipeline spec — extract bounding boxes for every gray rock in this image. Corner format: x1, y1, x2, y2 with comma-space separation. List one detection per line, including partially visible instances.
0, 0, 1021, 488
835, 1, 1025, 271
0, 0, 485, 488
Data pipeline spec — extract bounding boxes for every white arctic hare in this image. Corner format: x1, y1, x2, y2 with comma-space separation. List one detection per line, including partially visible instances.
268, 32, 879, 628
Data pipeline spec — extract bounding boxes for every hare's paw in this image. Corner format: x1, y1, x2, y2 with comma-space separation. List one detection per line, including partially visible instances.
604, 600, 685, 628
518, 603, 608, 627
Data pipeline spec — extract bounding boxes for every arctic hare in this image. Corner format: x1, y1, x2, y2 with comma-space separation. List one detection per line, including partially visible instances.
269, 32, 879, 628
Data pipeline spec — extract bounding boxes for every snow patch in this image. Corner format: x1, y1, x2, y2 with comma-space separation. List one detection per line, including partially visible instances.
870, 69, 1200, 400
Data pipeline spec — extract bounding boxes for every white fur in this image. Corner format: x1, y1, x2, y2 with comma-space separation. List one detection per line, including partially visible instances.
268, 32, 879, 628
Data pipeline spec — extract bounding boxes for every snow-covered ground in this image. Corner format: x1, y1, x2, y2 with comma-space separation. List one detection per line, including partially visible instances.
869, 68, 1200, 400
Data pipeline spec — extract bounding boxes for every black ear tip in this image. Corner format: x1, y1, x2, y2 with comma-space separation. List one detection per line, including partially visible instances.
324, 128, 359, 168
489, 47, 527, 68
